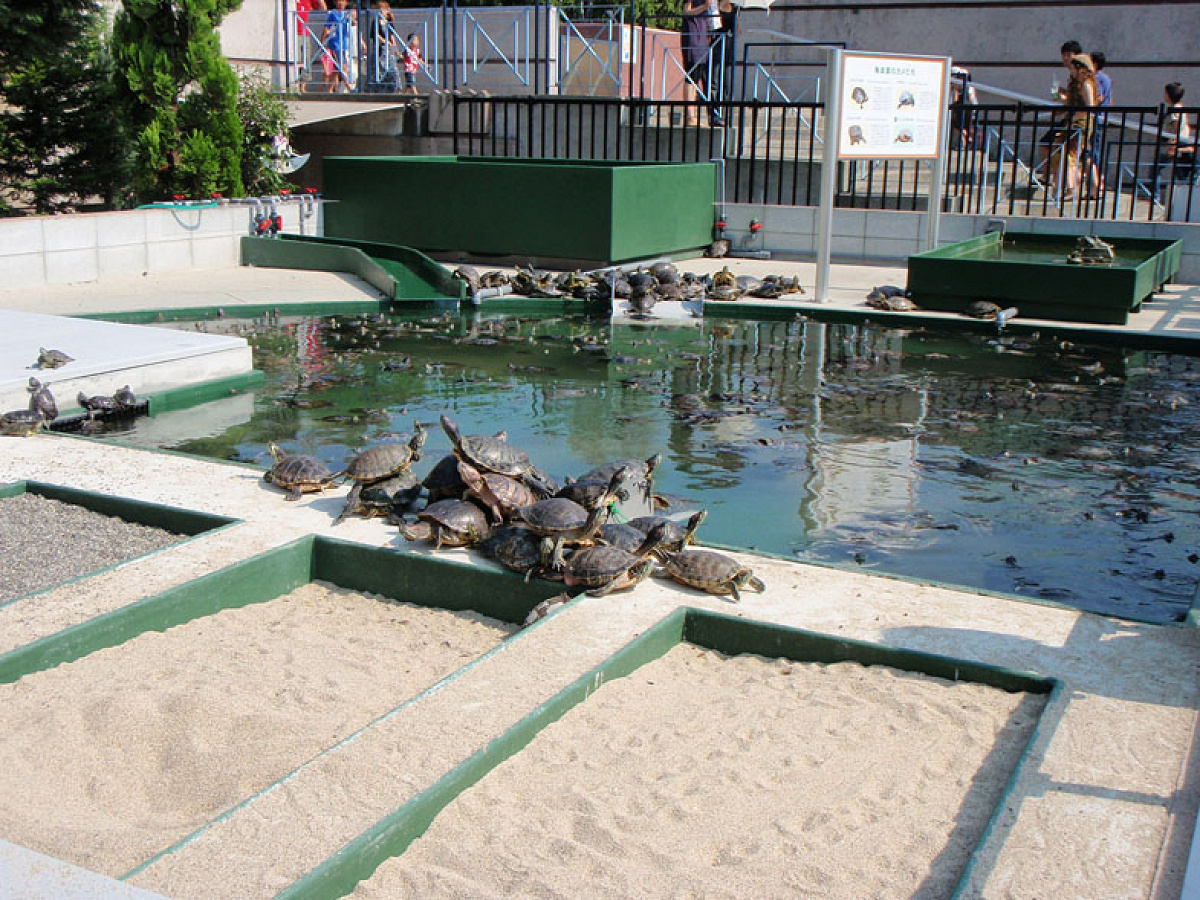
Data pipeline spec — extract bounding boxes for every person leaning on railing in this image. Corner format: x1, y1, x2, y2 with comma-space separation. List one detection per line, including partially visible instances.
1154, 81, 1196, 201
1045, 53, 1097, 201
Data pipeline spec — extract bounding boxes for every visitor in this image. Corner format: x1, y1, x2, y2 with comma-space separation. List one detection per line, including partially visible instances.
371, 1, 402, 92
321, 0, 358, 93
1042, 52, 1095, 201
949, 65, 978, 148
1039, 40, 1084, 185
681, 0, 713, 126
295, 0, 326, 92
402, 34, 423, 95
1083, 51, 1112, 198
1154, 82, 1196, 201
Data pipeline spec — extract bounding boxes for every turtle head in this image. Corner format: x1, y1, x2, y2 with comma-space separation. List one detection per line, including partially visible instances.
439, 414, 461, 447
602, 466, 632, 504
683, 510, 708, 542
409, 422, 428, 458
28, 377, 41, 391
644, 452, 663, 475
636, 521, 672, 558
77, 392, 89, 407
267, 442, 286, 462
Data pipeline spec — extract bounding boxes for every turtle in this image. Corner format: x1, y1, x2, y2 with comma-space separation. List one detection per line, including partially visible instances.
563, 522, 671, 596
962, 300, 1003, 319
523, 592, 572, 627
851, 85, 869, 107
558, 478, 631, 510
263, 443, 341, 500
595, 521, 651, 554
336, 426, 428, 523
513, 469, 625, 568
735, 274, 764, 295
400, 498, 490, 549
649, 261, 681, 285
35, 347, 73, 369
705, 238, 730, 259
452, 265, 481, 295
113, 385, 141, 408
26, 378, 57, 422
342, 471, 422, 522
576, 453, 660, 505
627, 509, 708, 560
894, 128, 914, 143
479, 271, 510, 289
441, 414, 554, 496
866, 292, 918, 312
866, 285, 909, 302
660, 546, 766, 601
0, 408, 46, 436
422, 452, 470, 502
847, 124, 866, 145
1067, 235, 1116, 266
477, 524, 554, 581
458, 460, 538, 523
898, 90, 916, 109
78, 391, 121, 419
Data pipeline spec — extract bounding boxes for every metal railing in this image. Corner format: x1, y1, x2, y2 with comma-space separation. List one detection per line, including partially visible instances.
450, 93, 1200, 221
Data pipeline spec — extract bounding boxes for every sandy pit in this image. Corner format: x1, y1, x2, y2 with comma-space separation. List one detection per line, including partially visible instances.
0, 581, 515, 877
0, 493, 183, 602
355, 644, 1044, 899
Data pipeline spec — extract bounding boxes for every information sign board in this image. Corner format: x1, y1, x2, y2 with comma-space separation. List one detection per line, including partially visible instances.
837, 52, 948, 159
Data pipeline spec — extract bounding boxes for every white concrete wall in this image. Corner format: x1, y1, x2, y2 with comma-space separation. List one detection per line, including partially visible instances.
718, 203, 1200, 283
0, 202, 319, 291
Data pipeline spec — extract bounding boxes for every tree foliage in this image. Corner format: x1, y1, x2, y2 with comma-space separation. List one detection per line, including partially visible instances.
110, 0, 246, 202
237, 70, 293, 196
0, 2, 132, 214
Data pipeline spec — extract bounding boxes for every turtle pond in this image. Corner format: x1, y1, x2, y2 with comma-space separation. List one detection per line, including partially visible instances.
105, 308, 1200, 624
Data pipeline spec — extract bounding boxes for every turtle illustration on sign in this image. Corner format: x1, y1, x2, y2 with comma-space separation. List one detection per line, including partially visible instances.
897, 90, 916, 109
851, 86, 869, 107
848, 125, 866, 145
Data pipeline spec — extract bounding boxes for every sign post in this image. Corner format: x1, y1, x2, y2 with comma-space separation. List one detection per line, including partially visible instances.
813, 50, 951, 303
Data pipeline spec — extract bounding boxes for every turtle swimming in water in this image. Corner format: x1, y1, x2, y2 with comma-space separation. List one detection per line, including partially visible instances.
264, 443, 341, 500
660, 546, 766, 601
26, 378, 57, 422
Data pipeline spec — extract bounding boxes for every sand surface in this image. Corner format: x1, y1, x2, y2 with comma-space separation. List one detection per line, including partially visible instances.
0, 494, 182, 602
0, 581, 514, 877
355, 644, 1044, 899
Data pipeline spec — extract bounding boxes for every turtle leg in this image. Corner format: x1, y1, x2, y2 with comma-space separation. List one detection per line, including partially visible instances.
587, 576, 621, 598
433, 526, 445, 551
550, 536, 568, 571
335, 484, 362, 524
728, 581, 742, 602
286, 486, 303, 501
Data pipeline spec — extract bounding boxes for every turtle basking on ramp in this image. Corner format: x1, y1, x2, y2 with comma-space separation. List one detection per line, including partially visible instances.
264, 444, 341, 501
660, 547, 766, 601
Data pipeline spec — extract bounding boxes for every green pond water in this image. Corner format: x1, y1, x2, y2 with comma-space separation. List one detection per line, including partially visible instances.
105, 308, 1200, 624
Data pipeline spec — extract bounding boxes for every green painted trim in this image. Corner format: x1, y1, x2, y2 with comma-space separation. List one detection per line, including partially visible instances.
80, 303, 390, 324
276, 608, 689, 899
277, 606, 1057, 898
141, 371, 265, 414
312, 535, 566, 624
0, 535, 311, 686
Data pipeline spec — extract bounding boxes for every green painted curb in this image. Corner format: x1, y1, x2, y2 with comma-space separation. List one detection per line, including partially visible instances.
280, 607, 1058, 899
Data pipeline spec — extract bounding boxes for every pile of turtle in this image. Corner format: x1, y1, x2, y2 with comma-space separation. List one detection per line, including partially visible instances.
451, 261, 805, 309
0, 379, 144, 436
263, 414, 767, 603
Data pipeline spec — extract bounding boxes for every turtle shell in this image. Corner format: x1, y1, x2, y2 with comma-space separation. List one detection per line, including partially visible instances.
37, 347, 73, 369
564, 543, 642, 589
441, 414, 530, 477
265, 444, 338, 496
628, 510, 707, 555
113, 385, 139, 407
345, 429, 426, 485
596, 522, 647, 554
514, 497, 588, 536
417, 499, 490, 546
558, 478, 630, 509
479, 524, 548, 576
0, 409, 46, 436
963, 300, 1002, 319
663, 547, 766, 600
460, 461, 538, 522
78, 392, 120, 414
422, 453, 468, 502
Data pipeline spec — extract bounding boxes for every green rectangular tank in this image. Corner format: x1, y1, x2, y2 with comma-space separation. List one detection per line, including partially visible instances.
907, 231, 1182, 325
321, 156, 717, 266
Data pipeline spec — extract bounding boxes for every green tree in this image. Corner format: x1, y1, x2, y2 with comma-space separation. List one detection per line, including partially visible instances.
0, 2, 132, 214
110, 0, 246, 202
237, 69, 293, 196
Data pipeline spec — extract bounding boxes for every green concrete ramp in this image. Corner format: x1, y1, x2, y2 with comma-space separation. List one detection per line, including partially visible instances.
241, 235, 465, 304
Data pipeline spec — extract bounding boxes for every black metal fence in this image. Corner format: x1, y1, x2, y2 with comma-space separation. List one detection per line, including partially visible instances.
451, 94, 1200, 222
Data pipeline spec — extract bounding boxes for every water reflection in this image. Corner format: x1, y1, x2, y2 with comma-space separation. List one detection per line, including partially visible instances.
99, 309, 1200, 623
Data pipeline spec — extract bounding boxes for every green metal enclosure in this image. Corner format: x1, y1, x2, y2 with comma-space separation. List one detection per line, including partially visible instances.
907, 231, 1183, 325
321, 156, 717, 265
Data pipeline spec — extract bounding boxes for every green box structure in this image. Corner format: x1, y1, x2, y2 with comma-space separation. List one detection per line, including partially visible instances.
907, 231, 1182, 325
321, 156, 717, 265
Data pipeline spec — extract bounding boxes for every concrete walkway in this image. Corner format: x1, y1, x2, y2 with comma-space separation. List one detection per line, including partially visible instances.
1, 260, 1199, 897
